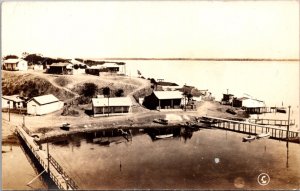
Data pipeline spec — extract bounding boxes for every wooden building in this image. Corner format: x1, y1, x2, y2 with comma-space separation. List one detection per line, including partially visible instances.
92, 97, 132, 117
48, 62, 73, 75
2, 95, 26, 109
4, 59, 28, 71
233, 97, 266, 114
27, 94, 64, 115
143, 91, 183, 110
156, 81, 180, 91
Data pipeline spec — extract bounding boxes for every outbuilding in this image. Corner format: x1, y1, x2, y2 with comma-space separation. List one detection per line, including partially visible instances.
27, 94, 64, 115
2, 95, 26, 109
143, 91, 183, 110
233, 97, 266, 114
92, 97, 132, 117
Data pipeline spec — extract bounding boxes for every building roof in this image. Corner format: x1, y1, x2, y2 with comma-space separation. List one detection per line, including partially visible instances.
242, 98, 265, 108
50, 62, 71, 67
4, 59, 19, 63
2, 95, 24, 102
92, 97, 132, 107
157, 81, 179, 86
153, 91, 183, 100
29, 94, 60, 105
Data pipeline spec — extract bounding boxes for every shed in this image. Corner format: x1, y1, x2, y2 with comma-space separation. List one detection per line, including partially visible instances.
92, 97, 132, 117
27, 94, 64, 115
233, 97, 266, 114
143, 91, 183, 110
4, 59, 28, 71
48, 62, 73, 75
71, 59, 87, 75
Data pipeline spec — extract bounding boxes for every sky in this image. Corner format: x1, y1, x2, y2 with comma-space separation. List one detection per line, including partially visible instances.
1, 1, 299, 59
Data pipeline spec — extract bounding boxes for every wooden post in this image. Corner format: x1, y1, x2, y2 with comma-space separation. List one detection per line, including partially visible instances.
47, 142, 50, 173
286, 106, 291, 141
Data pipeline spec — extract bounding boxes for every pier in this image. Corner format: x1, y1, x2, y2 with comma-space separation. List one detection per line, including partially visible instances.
206, 116, 299, 140
16, 125, 79, 190
248, 118, 295, 127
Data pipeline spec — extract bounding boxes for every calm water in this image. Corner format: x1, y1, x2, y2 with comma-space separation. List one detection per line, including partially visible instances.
44, 127, 300, 190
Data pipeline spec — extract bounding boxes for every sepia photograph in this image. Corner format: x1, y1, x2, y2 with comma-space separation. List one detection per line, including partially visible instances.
1, 0, 299, 190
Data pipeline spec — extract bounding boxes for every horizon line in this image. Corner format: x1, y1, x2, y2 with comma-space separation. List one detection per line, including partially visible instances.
89, 58, 300, 61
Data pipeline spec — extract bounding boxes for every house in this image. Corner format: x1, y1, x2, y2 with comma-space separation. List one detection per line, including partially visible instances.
233, 97, 266, 114
221, 93, 234, 105
47, 62, 73, 74
27, 94, 64, 115
71, 59, 87, 75
143, 91, 183, 110
33, 64, 44, 71
92, 97, 132, 117
84, 60, 126, 75
2, 95, 26, 109
156, 81, 180, 91
4, 59, 28, 71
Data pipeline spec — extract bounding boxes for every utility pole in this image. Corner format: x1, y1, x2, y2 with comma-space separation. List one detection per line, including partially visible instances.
47, 142, 50, 173
286, 105, 291, 141
7, 101, 11, 122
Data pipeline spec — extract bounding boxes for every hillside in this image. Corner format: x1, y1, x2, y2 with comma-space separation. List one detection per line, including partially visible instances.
2, 70, 151, 104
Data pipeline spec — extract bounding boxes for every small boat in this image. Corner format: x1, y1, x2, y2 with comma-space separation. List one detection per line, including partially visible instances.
155, 134, 173, 139
243, 135, 256, 141
60, 123, 70, 131
256, 132, 270, 139
153, 118, 168, 125
226, 108, 237, 115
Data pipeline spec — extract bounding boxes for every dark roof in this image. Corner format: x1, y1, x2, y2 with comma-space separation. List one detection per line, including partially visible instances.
157, 81, 179, 86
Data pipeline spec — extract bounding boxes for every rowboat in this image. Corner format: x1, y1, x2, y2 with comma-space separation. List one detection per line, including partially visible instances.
153, 118, 168, 125
276, 107, 287, 113
60, 123, 70, 131
256, 132, 271, 139
155, 134, 173, 139
242, 135, 256, 141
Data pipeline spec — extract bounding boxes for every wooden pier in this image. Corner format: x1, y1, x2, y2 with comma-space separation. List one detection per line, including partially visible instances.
16, 125, 78, 190
248, 118, 295, 127
206, 116, 299, 140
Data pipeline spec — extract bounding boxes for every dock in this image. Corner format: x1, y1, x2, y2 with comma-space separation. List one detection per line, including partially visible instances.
248, 118, 295, 127
206, 116, 299, 140
16, 125, 78, 190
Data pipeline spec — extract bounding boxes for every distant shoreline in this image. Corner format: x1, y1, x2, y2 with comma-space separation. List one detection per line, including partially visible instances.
89, 58, 300, 62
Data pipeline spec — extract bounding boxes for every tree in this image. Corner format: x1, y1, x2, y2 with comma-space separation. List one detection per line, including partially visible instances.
82, 83, 97, 97
115, 89, 124, 97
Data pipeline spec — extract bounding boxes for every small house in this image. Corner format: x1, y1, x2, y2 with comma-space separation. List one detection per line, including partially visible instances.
233, 97, 266, 114
92, 97, 132, 117
221, 93, 234, 105
143, 91, 183, 110
33, 64, 44, 71
156, 81, 180, 91
2, 95, 26, 109
4, 59, 28, 71
27, 94, 64, 115
48, 62, 73, 75
71, 59, 87, 75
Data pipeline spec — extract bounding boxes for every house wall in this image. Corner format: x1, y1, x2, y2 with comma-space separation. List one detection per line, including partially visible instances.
143, 93, 182, 110
17, 60, 28, 71
33, 65, 44, 71
73, 68, 86, 75
27, 100, 64, 115
93, 106, 131, 116
2, 98, 25, 109
5, 63, 17, 71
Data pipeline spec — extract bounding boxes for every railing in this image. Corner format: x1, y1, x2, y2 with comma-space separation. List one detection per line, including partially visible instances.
49, 154, 79, 190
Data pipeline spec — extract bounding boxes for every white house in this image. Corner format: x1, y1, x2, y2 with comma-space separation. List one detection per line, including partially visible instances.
92, 97, 132, 117
4, 59, 28, 71
2, 95, 26, 109
27, 94, 64, 115
33, 64, 44, 71
71, 59, 87, 75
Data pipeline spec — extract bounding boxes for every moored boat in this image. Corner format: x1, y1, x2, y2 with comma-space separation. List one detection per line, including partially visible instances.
242, 135, 256, 142
155, 134, 173, 139
153, 118, 168, 125
256, 132, 271, 139
60, 123, 70, 131
276, 107, 287, 113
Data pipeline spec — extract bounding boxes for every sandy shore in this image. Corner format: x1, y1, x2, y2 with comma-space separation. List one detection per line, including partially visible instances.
2, 101, 247, 142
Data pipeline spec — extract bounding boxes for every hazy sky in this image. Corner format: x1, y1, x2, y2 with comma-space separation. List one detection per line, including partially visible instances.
2, 1, 299, 59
